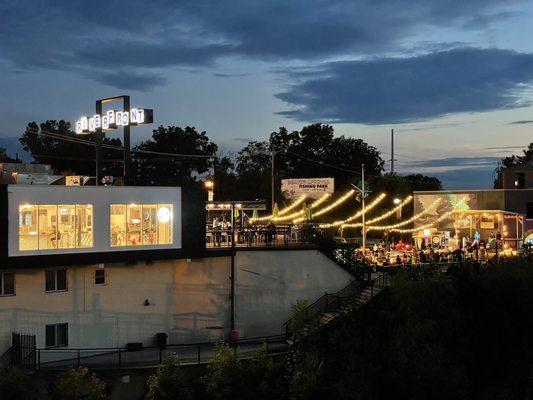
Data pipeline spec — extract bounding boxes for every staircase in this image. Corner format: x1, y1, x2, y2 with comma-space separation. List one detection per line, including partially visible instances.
318, 239, 371, 279
283, 272, 389, 337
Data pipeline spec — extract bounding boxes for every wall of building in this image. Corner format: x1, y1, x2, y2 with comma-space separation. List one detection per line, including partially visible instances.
0, 249, 352, 353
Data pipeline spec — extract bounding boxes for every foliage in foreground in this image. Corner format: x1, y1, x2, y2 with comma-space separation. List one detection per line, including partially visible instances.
52, 366, 108, 400
0, 366, 43, 400
202, 343, 288, 400
295, 259, 533, 400
145, 356, 192, 400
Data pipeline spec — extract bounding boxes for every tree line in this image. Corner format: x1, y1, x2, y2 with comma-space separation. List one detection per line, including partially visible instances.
3, 120, 448, 211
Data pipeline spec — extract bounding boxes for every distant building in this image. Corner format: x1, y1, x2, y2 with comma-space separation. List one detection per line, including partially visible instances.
494, 163, 533, 189
0, 162, 63, 185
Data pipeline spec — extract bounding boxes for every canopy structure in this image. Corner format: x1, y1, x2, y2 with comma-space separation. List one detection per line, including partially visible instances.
448, 209, 525, 248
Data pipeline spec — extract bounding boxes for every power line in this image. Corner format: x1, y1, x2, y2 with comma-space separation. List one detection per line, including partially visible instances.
26, 127, 217, 159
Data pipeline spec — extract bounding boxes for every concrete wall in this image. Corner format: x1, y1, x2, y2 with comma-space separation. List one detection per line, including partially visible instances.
0, 250, 352, 353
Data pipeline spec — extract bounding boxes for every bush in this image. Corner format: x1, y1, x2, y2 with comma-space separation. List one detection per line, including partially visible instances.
202, 343, 286, 400
0, 366, 42, 400
52, 367, 107, 400
145, 356, 192, 400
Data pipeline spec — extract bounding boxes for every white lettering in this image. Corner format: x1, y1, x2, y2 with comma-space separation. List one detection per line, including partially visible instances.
102, 115, 109, 129
107, 110, 115, 124
81, 117, 88, 132
76, 120, 83, 134
94, 114, 101, 129
116, 111, 123, 126
122, 111, 129, 126
88, 117, 95, 132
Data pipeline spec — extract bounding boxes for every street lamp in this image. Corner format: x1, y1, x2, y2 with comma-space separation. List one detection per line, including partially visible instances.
204, 180, 214, 201
393, 198, 401, 205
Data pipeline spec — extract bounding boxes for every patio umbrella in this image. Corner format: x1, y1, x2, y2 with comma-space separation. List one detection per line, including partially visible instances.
252, 209, 259, 219
273, 202, 279, 216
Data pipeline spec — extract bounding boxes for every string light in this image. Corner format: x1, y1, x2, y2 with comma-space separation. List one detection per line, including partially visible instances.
320, 193, 387, 228
381, 197, 467, 233
293, 190, 355, 223
365, 197, 443, 231
339, 195, 411, 228
269, 193, 331, 222
250, 195, 307, 222
387, 209, 455, 233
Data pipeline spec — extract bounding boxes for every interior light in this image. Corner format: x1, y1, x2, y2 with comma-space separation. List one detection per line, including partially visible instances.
157, 207, 171, 223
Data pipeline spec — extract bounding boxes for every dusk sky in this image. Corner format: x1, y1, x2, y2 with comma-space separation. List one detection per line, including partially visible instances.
1, 0, 533, 189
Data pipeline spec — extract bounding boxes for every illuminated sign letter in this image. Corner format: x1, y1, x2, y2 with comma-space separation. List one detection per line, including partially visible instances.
130, 108, 145, 125
102, 115, 109, 129
121, 110, 129, 126
116, 111, 123, 126
88, 117, 95, 132
94, 114, 101, 129
76, 120, 83, 134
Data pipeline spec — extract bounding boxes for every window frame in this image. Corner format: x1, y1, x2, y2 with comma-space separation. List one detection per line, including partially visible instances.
45, 269, 68, 293
0, 272, 15, 297
45, 323, 68, 348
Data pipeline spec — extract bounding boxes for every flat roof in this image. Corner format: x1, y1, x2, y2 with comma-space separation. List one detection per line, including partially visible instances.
413, 188, 533, 194
451, 209, 522, 216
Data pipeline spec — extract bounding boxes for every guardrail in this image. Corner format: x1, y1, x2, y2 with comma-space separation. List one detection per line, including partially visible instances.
31, 334, 288, 371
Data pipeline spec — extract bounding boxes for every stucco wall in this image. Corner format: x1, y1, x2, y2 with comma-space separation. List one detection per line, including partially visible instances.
0, 249, 352, 353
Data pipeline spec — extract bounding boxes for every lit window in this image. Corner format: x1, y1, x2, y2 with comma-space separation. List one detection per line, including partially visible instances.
45, 269, 67, 292
19, 205, 93, 251
95, 269, 105, 285
110, 204, 173, 246
45, 323, 68, 347
0, 272, 15, 296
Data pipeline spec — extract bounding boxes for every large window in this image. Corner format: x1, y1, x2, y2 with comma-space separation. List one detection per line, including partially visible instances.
19, 204, 93, 251
45, 323, 68, 347
110, 204, 172, 247
0, 272, 15, 296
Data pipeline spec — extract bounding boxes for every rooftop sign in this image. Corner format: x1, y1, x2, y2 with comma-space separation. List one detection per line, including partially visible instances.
75, 108, 153, 134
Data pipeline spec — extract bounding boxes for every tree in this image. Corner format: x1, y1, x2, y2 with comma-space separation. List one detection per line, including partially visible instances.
52, 367, 108, 400
145, 356, 192, 400
234, 141, 272, 202
235, 124, 385, 208
133, 126, 217, 187
203, 343, 286, 400
494, 142, 533, 188
212, 155, 238, 200
20, 120, 123, 176
0, 146, 18, 162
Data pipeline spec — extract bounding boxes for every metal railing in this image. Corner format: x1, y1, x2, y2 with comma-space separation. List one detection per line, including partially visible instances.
32, 334, 288, 372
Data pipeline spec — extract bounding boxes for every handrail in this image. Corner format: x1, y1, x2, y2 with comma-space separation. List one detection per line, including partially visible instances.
32, 334, 289, 371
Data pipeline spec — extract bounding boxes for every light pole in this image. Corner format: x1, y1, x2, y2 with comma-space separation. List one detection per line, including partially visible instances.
351, 164, 370, 252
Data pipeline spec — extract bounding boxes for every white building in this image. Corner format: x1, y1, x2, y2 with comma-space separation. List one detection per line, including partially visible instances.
0, 185, 352, 359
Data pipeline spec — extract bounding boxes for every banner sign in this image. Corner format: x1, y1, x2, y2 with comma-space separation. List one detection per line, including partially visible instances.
281, 178, 334, 199
75, 108, 153, 134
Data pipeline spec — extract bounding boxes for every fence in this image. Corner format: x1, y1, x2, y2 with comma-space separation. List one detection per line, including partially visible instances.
32, 334, 288, 371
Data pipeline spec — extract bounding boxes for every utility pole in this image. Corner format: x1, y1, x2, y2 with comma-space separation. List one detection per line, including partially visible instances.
362, 163, 366, 251
390, 128, 394, 174
271, 148, 275, 211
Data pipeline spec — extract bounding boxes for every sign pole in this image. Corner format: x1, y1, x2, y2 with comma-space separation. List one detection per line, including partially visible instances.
362, 164, 366, 252
95, 100, 103, 186
123, 96, 131, 185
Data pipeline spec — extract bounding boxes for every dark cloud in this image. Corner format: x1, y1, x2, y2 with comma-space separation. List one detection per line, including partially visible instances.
214, 73, 250, 78
405, 156, 501, 168
509, 120, 533, 124
276, 48, 533, 124
96, 71, 167, 91
0, 1, 521, 91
